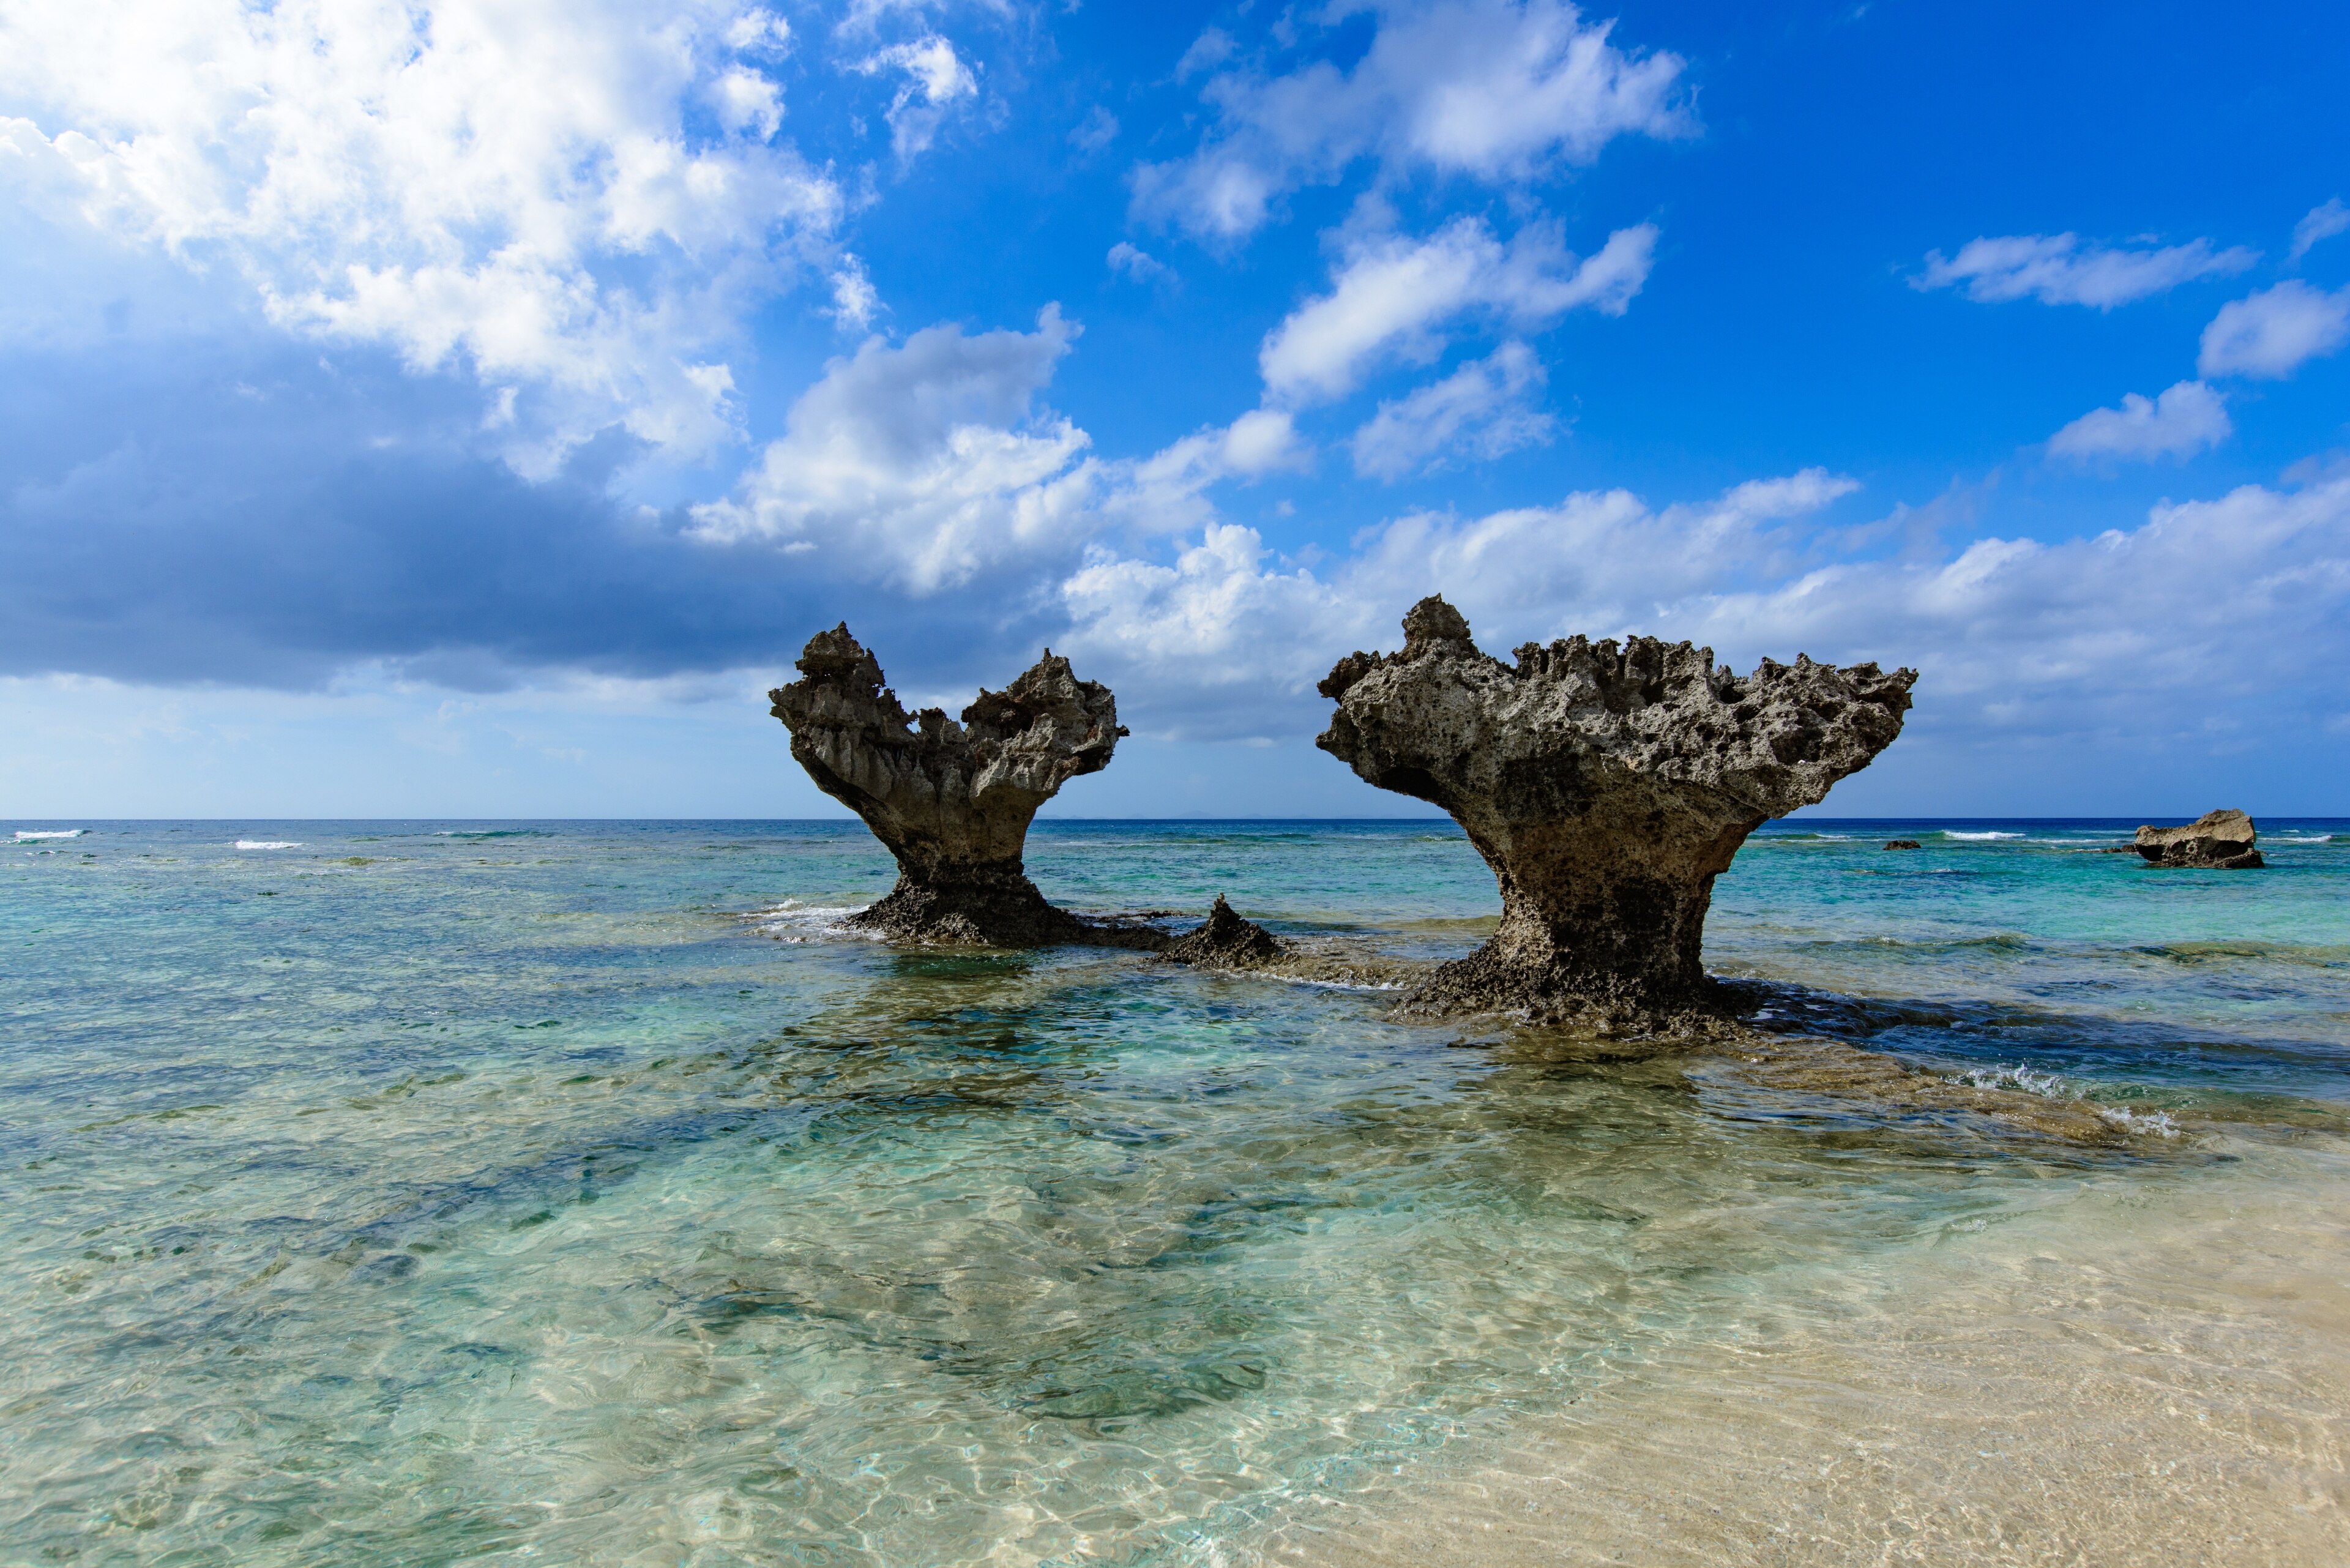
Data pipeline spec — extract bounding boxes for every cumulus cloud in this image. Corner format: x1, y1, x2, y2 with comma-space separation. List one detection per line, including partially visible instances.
1058, 467, 2350, 750
2198, 280, 2350, 378
1133, 0, 1688, 242
2047, 380, 2231, 462
692, 307, 1095, 593
1259, 218, 1652, 404
856, 33, 978, 162
1915, 233, 2256, 309
1058, 468, 1861, 734
0, 0, 843, 465
2288, 198, 2349, 264
1351, 340, 1553, 479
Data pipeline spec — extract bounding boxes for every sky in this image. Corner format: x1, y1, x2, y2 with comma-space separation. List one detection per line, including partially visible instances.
4, 0, 2348, 821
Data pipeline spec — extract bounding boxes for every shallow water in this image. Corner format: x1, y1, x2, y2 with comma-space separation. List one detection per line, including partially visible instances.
4, 818, 2346, 1564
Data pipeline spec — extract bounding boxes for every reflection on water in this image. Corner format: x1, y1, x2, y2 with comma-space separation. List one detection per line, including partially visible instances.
2, 819, 2346, 1564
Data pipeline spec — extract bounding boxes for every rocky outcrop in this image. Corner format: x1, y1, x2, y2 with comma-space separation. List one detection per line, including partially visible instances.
770, 625, 1161, 947
2135, 808, 2263, 869
1162, 895, 1288, 969
1884, 839, 1922, 850
1317, 596, 1915, 1023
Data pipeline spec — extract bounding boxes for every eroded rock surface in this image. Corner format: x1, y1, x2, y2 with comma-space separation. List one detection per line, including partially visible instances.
1162, 896, 1289, 969
1317, 596, 1915, 1024
770, 625, 1160, 947
2135, 808, 2263, 869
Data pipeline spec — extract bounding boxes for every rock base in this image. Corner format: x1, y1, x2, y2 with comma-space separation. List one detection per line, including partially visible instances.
846, 870, 1168, 949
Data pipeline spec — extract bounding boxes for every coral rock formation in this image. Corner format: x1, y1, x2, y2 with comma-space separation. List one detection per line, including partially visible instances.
1162, 895, 1289, 969
770, 625, 1160, 946
2135, 808, 2263, 869
1317, 596, 1915, 1022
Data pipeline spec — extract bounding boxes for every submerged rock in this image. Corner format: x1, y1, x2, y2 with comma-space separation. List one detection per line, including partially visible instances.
1316, 596, 1915, 1024
2134, 808, 2264, 869
1884, 839, 1922, 851
769, 625, 1162, 947
1162, 895, 1289, 969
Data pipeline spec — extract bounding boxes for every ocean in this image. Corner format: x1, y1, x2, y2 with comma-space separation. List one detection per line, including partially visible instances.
5, 819, 2346, 1565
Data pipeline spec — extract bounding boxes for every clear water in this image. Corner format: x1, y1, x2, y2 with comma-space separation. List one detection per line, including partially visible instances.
4, 819, 2347, 1564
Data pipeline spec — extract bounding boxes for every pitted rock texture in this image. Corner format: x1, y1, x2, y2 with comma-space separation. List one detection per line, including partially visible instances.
770, 625, 1161, 947
1318, 595, 1915, 1023
1162, 896, 1289, 969
2135, 808, 2263, 869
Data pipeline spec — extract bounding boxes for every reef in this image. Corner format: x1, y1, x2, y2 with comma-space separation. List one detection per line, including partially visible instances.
1161, 895, 1289, 969
1883, 839, 1922, 851
1317, 596, 1915, 1025
2135, 808, 2263, 869
770, 625, 1161, 947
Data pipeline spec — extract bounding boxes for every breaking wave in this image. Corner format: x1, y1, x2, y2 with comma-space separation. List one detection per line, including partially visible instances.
743, 898, 871, 943
16, 829, 83, 840
1955, 1063, 2181, 1137
1942, 830, 2024, 840
235, 840, 302, 851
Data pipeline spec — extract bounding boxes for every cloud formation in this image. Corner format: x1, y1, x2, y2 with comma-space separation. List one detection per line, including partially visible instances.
1060, 469, 2350, 748
1350, 340, 1554, 479
0, 0, 842, 466
2288, 198, 2348, 264
856, 33, 979, 161
1133, 0, 1687, 242
692, 308, 1095, 593
1915, 233, 2255, 308
2047, 380, 2231, 461
1259, 218, 1652, 404
2198, 280, 2350, 378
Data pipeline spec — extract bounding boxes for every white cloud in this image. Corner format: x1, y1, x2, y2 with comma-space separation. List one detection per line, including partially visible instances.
0, 0, 843, 464
2047, 380, 2231, 461
1133, 0, 1687, 242
692, 307, 1094, 593
2198, 280, 2350, 378
1054, 467, 2350, 750
1915, 233, 2256, 309
687, 304, 1308, 595
1351, 340, 1553, 479
1057, 468, 1859, 733
830, 256, 882, 329
1259, 218, 1653, 404
2289, 198, 2349, 264
1106, 241, 1169, 282
1069, 105, 1119, 154
856, 34, 977, 162
1176, 28, 1239, 81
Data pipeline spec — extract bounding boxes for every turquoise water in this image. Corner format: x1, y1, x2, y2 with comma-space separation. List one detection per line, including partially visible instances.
4, 818, 2346, 1564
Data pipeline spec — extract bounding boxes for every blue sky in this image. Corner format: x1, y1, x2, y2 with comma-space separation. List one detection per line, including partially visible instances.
4, 0, 2348, 819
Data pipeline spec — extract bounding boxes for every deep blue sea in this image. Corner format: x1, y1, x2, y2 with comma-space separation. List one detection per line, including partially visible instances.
6, 819, 2348, 1564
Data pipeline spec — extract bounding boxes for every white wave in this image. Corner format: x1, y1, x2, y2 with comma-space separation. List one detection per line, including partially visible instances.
2097, 1104, 2181, 1138
744, 898, 870, 943
15, 829, 83, 840
1942, 830, 2024, 840
1957, 1064, 2183, 1138
2270, 834, 2338, 843
236, 840, 303, 850
1960, 1063, 2068, 1097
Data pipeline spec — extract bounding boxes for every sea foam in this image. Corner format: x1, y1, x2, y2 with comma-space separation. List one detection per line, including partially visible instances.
235, 840, 303, 850
15, 829, 83, 840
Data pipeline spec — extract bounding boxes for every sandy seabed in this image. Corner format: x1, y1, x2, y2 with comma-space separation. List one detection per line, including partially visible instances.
1245, 1138, 2350, 1567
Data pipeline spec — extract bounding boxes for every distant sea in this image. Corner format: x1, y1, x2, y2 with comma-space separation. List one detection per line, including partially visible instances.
6, 819, 2348, 1564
